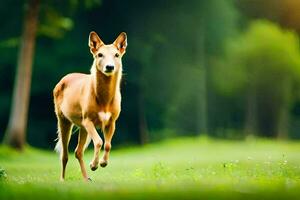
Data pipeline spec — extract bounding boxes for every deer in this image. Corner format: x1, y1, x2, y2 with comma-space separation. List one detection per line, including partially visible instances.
53, 31, 127, 181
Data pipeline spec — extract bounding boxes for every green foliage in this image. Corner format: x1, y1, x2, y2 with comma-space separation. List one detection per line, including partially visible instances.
1, 137, 300, 199
127, 0, 239, 134
38, 7, 74, 39
2, 0, 300, 147
214, 20, 300, 96
213, 20, 300, 136
38, 0, 102, 38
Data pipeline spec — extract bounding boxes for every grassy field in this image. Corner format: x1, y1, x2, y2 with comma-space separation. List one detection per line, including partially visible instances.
1, 136, 300, 199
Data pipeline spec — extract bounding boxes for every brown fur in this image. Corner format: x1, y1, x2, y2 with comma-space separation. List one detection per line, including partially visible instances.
53, 31, 127, 181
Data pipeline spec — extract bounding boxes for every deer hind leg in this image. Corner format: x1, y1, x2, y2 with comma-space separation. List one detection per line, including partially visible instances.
100, 121, 116, 168
56, 116, 73, 181
75, 127, 90, 181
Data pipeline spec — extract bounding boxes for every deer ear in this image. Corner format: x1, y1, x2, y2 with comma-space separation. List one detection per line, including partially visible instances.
113, 32, 127, 54
89, 31, 104, 54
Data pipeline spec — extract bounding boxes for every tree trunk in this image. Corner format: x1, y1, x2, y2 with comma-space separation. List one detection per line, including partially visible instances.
196, 17, 208, 135
4, 0, 40, 150
244, 87, 257, 136
277, 79, 291, 139
137, 87, 149, 145
277, 104, 289, 139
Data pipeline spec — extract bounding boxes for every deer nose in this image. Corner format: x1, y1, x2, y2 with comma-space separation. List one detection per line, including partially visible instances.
105, 65, 114, 72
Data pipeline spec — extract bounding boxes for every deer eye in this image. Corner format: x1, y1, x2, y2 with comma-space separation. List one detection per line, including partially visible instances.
115, 53, 120, 58
98, 53, 103, 58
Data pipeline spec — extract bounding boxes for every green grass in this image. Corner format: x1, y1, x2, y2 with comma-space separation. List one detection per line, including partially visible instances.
1, 136, 300, 199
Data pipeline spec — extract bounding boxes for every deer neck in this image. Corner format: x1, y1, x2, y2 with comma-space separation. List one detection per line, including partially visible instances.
91, 65, 121, 106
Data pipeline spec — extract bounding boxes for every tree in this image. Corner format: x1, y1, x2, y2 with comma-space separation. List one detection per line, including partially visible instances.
3, 0, 101, 150
148, 0, 238, 135
4, 0, 40, 150
214, 20, 300, 137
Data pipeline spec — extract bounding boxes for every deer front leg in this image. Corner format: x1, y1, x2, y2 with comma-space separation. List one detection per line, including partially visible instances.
82, 119, 103, 171
100, 121, 115, 168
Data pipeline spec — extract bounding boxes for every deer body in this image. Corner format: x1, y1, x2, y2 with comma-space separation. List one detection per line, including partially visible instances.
53, 32, 127, 181
56, 70, 122, 128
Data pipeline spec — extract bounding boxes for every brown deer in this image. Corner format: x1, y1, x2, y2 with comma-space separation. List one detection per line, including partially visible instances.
53, 31, 127, 181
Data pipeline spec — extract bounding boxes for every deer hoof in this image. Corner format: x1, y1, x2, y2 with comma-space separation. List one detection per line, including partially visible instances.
90, 162, 98, 171
100, 160, 108, 168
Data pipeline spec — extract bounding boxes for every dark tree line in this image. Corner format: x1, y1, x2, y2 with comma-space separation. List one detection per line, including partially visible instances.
1, 0, 300, 150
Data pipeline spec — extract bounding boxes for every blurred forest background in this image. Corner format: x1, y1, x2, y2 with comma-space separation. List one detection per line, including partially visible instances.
1, 0, 300, 150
